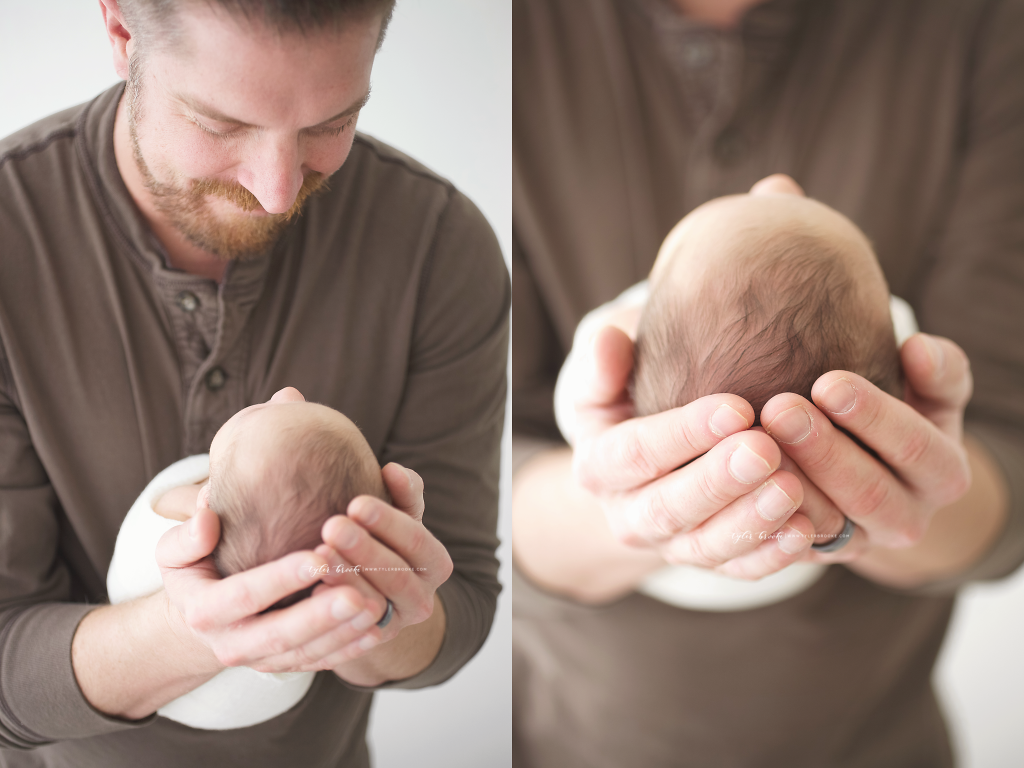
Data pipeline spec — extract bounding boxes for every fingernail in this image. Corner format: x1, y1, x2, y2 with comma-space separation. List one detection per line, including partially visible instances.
755, 481, 796, 521
299, 562, 323, 581
777, 526, 810, 555
404, 467, 416, 491
710, 404, 749, 437
350, 610, 377, 631
334, 523, 360, 550
728, 443, 772, 484
188, 516, 199, 538
766, 406, 811, 444
353, 504, 378, 526
923, 335, 945, 376
331, 596, 358, 621
819, 378, 857, 415
358, 634, 380, 651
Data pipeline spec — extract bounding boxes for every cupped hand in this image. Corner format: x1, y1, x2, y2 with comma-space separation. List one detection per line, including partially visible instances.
572, 324, 817, 580
155, 485, 379, 675
309, 462, 454, 673
761, 333, 973, 564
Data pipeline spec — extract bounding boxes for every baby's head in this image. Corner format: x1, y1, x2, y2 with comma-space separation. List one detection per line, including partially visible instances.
206, 399, 387, 579
633, 192, 902, 421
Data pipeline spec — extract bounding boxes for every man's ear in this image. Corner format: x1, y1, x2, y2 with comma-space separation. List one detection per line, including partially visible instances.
98, 0, 134, 80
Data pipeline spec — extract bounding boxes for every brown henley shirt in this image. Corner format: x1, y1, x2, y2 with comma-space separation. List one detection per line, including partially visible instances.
0, 82, 509, 767
512, 0, 1024, 765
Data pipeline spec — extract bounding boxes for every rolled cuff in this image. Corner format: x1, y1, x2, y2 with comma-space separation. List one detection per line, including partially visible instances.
0, 603, 156, 747
340, 573, 498, 692
909, 421, 1024, 596
509, 434, 564, 481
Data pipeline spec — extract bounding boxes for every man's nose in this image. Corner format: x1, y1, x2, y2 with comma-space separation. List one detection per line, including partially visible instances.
240, 135, 305, 215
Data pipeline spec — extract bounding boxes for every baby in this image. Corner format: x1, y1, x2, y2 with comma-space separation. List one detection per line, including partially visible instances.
106, 395, 386, 729
553, 187, 916, 611
632, 191, 903, 421
206, 398, 387, 593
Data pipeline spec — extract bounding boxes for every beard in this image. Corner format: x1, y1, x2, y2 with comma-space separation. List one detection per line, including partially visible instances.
126, 67, 329, 261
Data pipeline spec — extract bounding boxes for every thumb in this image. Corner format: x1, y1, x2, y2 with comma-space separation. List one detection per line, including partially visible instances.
155, 502, 221, 572
901, 333, 972, 437
578, 325, 634, 410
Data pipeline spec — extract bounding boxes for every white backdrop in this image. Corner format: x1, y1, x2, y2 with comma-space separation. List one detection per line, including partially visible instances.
3, 2, 1024, 767
0, 2, 510, 767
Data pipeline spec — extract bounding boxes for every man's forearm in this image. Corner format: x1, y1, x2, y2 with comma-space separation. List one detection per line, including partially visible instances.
71, 590, 223, 720
333, 592, 446, 686
510, 447, 665, 604
847, 435, 1010, 589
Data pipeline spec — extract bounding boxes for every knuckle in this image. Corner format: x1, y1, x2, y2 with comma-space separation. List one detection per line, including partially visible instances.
185, 604, 211, 632
893, 428, 933, 468
683, 532, 722, 568
637, 493, 680, 540
216, 647, 245, 668
696, 466, 732, 509
850, 474, 892, 520
619, 433, 659, 484
266, 633, 290, 657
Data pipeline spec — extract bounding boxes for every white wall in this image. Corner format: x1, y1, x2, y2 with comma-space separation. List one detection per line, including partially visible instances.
0, 1, 510, 766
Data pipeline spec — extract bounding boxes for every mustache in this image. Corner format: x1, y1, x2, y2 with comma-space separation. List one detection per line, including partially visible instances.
188, 172, 330, 218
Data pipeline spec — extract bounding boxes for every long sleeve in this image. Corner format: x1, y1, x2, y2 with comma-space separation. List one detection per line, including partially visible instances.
371, 189, 510, 688
0, 350, 155, 748
910, 0, 1024, 594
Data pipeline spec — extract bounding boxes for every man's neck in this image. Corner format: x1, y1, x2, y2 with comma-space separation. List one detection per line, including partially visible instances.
112, 94, 228, 283
670, 0, 768, 28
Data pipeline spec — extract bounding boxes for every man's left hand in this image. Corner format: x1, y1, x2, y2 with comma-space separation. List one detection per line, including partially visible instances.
755, 332, 973, 567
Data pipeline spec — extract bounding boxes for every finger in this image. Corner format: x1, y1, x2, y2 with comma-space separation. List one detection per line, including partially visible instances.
215, 583, 367, 669
613, 430, 780, 544
346, 496, 452, 583
657, 469, 803, 567
761, 393, 923, 547
775, 451, 847, 540
808, 371, 969, 505
382, 463, 425, 522
322, 512, 438, 626
749, 173, 805, 197
155, 503, 220, 571
711, 512, 816, 579
900, 334, 973, 435
576, 325, 635, 415
312, 543, 390, 629
800, 522, 871, 565
573, 393, 755, 493
270, 386, 306, 403
184, 550, 329, 631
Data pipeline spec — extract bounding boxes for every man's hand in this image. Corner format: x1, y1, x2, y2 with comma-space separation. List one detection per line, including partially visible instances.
155, 491, 380, 674
761, 333, 988, 581
311, 463, 455, 683
572, 325, 816, 580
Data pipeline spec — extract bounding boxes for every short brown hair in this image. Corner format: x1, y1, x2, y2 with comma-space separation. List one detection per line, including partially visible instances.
633, 231, 902, 422
119, 0, 397, 53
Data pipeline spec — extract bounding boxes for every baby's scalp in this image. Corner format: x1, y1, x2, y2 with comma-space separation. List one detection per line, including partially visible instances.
208, 401, 387, 579
634, 193, 901, 421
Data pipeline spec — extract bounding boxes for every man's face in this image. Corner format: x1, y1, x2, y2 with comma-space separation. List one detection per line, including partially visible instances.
125, 5, 380, 260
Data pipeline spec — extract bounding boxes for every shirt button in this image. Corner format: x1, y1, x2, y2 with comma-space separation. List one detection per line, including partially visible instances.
681, 38, 715, 69
205, 367, 227, 391
714, 129, 747, 166
176, 291, 200, 313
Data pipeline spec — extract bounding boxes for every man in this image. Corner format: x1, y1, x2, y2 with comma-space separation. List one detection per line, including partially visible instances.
0, 1, 509, 765
512, 0, 1023, 765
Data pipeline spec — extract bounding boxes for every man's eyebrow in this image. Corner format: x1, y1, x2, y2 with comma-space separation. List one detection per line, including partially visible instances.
176, 89, 372, 129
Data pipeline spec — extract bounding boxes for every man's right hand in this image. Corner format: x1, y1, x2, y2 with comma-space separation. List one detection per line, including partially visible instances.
156, 492, 379, 674
571, 325, 816, 580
